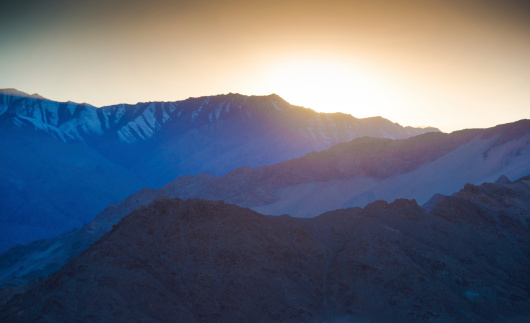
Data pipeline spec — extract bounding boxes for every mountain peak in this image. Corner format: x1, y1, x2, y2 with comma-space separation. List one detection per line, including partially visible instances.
266, 93, 282, 99
495, 174, 511, 184
29, 93, 47, 100
0, 88, 31, 98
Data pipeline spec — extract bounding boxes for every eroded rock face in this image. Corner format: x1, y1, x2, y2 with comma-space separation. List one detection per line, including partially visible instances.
2, 176, 530, 322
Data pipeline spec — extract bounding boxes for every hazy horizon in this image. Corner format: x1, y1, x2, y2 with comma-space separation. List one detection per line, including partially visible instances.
2, 0, 529, 132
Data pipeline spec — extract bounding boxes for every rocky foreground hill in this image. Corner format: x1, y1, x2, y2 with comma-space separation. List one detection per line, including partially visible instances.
1, 175, 529, 322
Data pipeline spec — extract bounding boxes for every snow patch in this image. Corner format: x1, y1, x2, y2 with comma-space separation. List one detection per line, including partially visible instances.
141, 103, 157, 129
168, 103, 177, 113
101, 108, 112, 129
128, 116, 154, 139
63, 102, 80, 116
191, 106, 202, 121
191, 98, 209, 121
118, 126, 137, 144
308, 128, 317, 140
68, 106, 103, 136
161, 103, 170, 123
40, 101, 60, 125
215, 103, 224, 119
115, 105, 127, 124
381, 131, 396, 140
12, 117, 24, 128
17, 115, 69, 142
29, 105, 42, 121
271, 101, 282, 111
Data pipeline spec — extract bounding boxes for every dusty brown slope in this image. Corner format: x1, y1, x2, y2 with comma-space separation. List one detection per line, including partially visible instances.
1, 176, 530, 322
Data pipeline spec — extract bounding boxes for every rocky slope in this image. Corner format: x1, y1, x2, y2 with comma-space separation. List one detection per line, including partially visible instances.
0, 88, 436, 250
1, 176, 529, 322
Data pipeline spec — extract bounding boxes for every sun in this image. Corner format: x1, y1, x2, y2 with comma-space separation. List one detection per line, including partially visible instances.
261, 57, 395, 118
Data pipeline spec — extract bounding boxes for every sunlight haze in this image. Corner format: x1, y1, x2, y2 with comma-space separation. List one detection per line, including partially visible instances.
1, 0, 529, 132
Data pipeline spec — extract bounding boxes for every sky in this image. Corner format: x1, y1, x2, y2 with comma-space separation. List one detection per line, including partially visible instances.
1, 0, 529, 132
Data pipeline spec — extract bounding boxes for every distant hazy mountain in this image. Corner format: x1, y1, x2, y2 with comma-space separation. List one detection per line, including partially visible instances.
0, 88, 437, 251
0, 119, 527, 288
162, 119, 530, 217
2, 176, 529, 322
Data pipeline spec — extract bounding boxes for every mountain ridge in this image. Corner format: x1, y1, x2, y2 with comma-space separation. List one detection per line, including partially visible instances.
161, 119, 530, 215
0, 88, 439, 178
0, 88, 439, 250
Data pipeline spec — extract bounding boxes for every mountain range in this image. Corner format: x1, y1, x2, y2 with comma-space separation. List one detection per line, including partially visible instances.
0, 88, 437, 251
0, 119, 527, 288
1, 88, 529, 322
1, 175, 529, 322
164, 119, 530, 217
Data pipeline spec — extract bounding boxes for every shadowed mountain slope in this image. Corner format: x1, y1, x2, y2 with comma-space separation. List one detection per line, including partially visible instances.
1, 176, 530, 322
0, 116, 144, 252
0, 89, 436, 251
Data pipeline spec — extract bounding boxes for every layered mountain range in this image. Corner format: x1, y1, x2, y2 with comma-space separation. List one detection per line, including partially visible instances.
168, 119, 530, 217
1, 119, 528, 288
0, 89, 437, 251
2, 175, 529, 322
1, 88, 529, 322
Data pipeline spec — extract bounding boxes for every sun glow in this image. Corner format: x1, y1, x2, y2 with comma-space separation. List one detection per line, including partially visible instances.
261, 58, 398, 118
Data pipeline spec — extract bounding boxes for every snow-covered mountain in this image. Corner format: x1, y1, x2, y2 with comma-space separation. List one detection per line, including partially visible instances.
0, 89, 438, 185
0, 88, 438, 251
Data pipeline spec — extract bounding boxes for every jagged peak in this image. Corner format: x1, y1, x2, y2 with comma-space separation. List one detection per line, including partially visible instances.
364, 200, 390, 211
108, 92, 293, 111
363, 115, 385, 121
0, 88, 53, 102
422, 193, 448, 212
28, 93, 46, 100
495, 175, 511, 184
0, 88, 31, 98
389, 198, 421, 210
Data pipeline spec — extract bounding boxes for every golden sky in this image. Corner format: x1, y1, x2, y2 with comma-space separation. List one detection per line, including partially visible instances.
1, 0, 529, 132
